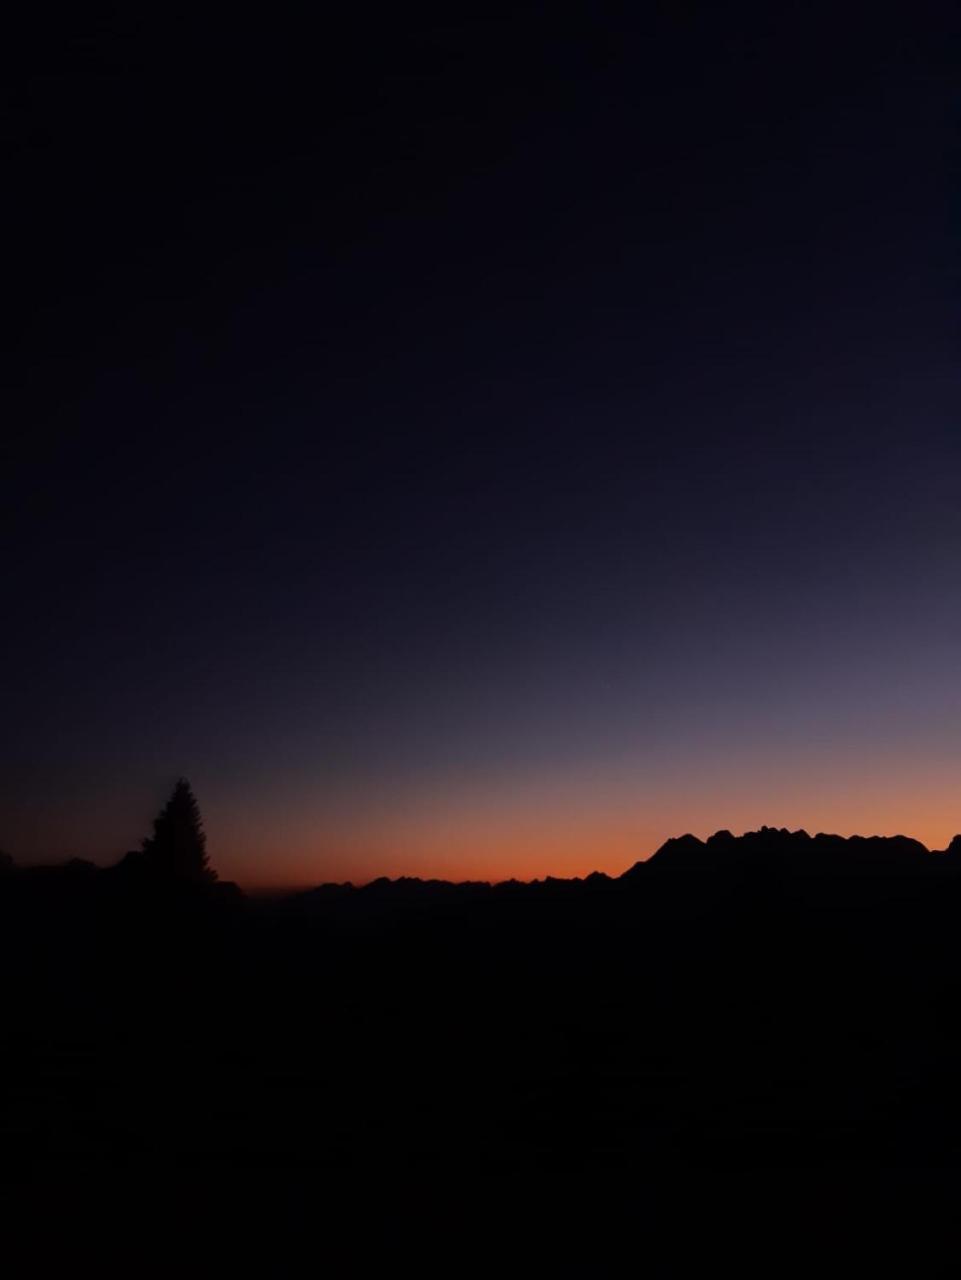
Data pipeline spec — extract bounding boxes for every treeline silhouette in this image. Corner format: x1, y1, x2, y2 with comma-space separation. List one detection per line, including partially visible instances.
4, 786, 961, 1274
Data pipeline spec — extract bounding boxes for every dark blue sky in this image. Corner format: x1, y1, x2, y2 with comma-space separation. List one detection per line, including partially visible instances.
5, 4, 960, 883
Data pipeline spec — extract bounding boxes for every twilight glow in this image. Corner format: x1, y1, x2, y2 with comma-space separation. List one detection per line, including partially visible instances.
6, 5, 957, 888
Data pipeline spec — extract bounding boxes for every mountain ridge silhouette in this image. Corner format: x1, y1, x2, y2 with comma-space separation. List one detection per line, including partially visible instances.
2, 826, 958, 908
276, 826, 960, 910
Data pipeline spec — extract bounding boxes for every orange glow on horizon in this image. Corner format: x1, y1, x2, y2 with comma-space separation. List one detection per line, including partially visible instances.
203, 746, 961, 889
227, 808, 961, 891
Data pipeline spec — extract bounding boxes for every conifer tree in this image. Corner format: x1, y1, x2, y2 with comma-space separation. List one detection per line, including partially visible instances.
141, 777, 217, 882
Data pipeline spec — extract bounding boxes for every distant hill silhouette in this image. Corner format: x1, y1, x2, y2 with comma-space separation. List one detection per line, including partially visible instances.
626, 825, 934, 879
3, 826, 958, 927
277, 826, 959, 919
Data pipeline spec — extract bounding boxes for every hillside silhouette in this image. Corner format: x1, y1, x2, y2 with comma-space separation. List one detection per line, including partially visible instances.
5, 814, 961, 1274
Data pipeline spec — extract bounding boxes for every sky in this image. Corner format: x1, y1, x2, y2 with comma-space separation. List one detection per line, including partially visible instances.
5, 4, 960, 887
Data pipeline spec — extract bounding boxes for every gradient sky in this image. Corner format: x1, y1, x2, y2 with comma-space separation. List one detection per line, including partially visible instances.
5, 4, 960, 886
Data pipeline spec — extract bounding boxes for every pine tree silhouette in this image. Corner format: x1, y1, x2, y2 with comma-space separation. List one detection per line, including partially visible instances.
141, 777, 217, 882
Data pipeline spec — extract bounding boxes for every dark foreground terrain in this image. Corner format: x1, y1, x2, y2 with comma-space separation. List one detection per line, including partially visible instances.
4, 827, 961, 1275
